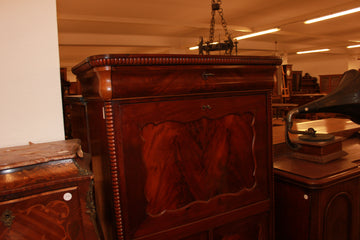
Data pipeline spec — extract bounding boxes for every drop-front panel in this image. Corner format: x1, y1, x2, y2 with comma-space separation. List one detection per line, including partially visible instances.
72, 54, 281, 240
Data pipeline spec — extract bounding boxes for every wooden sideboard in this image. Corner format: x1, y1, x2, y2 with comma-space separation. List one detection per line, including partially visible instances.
0, 139, 100, 240
72, 54, 281, 240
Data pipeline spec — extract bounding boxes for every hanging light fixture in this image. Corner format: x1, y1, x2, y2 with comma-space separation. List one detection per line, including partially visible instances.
194, 0, 237, 55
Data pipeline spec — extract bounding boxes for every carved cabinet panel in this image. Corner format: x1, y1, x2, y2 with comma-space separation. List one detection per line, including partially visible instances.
114, 94, 270, 238
72, 54, 281, 240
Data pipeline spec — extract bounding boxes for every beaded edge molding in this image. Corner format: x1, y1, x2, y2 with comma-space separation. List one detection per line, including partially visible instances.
72, 55, 282, 74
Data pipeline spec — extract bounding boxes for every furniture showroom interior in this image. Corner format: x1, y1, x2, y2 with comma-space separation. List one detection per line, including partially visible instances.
1, 0, 360, 239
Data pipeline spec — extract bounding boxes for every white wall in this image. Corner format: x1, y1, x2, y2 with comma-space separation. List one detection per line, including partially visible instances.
0, 0, 64, 148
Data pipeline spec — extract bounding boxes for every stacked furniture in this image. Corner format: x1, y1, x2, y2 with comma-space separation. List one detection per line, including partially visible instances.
72, 54, 281, 240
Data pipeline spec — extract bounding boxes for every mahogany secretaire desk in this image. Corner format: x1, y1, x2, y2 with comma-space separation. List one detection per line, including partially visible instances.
71, 54, 281, 240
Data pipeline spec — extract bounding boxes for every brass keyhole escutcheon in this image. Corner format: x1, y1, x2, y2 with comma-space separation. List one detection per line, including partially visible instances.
201, 72, 215, 80
202, 105, 212, 111
1, 209, 15, 228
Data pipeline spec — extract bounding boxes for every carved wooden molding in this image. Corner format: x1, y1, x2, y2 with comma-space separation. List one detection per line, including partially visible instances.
104, 102, 125, 239
72, 54, 282, 75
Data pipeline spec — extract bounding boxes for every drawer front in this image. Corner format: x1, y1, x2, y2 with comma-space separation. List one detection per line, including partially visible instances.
112, 93, 272, 238
0, 187, 84, 240
74, 55, 280, 100
108, 65, 275, 98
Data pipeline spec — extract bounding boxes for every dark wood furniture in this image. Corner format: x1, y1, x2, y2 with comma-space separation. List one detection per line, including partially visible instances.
288, 93, 326, 106
291, 71, 302, 93
0, 139, 100, 240
300, 73, 320, 93
63, 95, 91, 153
319, 74, 343, 94
61, 67, 83, 140
274, 119, 360, 240
272, 103, 298, 119
286, 93, 326, 119
71, 54, 281, 240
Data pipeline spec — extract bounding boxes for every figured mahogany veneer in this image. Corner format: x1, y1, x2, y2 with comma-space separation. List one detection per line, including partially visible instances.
72, 54, 281, 240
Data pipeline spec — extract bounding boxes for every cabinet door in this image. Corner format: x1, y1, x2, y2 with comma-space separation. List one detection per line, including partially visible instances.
111, 93, 272, 238
319, 178, 360, 240
275, 180, 311, 240
0, 187, 85, 240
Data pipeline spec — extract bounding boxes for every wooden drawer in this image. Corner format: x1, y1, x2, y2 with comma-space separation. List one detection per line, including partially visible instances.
109, 65, 275, 98
73, 55, 279, 100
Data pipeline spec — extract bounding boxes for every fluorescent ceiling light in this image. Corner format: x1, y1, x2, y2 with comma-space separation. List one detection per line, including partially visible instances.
188, 42, 220, 50
347, 44, 360, 49
305, 7, 360, 24
234, 28, 280, 41
296, 49, 330, 54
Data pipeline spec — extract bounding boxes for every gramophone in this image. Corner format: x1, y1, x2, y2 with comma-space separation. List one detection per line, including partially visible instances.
285, 69, 360, 163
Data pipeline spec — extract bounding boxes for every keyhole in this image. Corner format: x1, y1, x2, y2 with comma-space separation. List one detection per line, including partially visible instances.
202, 105, 212, 111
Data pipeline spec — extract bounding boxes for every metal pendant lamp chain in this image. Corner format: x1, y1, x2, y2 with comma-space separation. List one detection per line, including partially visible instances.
209, 0, 231, 43
198, 0, 237, 55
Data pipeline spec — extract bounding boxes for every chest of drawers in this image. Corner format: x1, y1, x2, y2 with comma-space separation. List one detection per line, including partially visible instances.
72, 54, 281, 240
0, 139, 99, 240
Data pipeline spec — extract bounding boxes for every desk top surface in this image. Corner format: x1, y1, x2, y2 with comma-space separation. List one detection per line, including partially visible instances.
274, 137, 360, 186
273, 118, 360, 187
0, 139, 82, 171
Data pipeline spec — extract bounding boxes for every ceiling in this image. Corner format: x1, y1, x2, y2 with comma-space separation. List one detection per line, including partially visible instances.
56, 0, 360, 69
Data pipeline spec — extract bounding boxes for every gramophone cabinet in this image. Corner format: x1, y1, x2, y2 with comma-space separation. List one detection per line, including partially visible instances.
72, 54, 281, 240
274, 137, 360, 240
